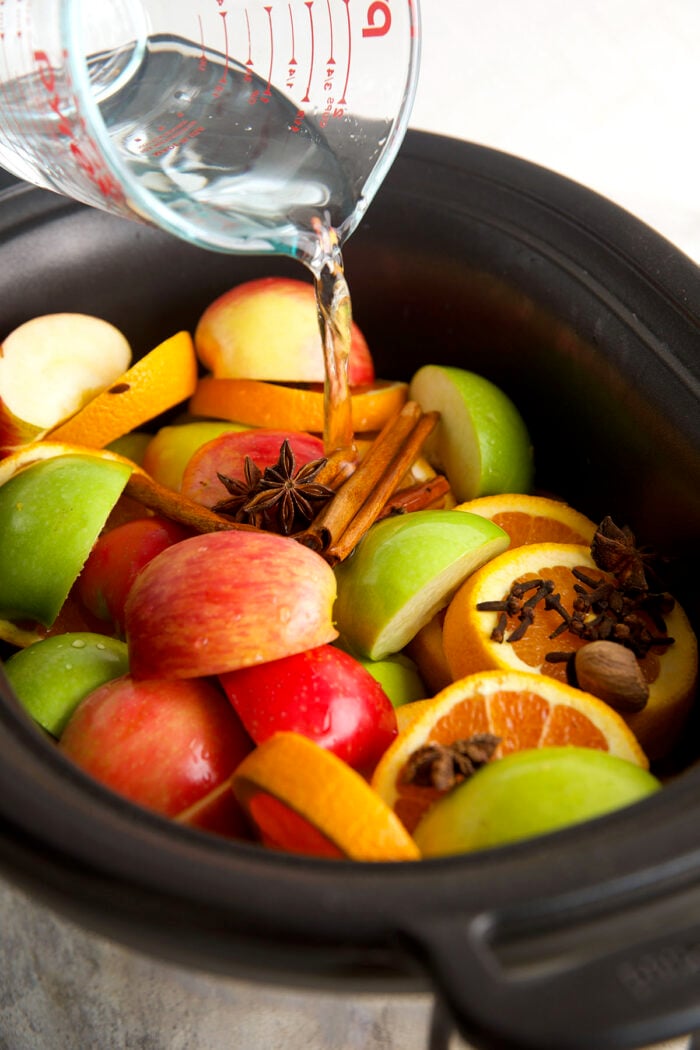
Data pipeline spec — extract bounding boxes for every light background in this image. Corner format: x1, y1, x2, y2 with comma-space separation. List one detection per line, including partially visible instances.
410, 1, 700, 264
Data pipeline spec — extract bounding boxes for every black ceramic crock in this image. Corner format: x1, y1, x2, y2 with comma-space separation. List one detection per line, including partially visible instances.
1, 131, 700, 1050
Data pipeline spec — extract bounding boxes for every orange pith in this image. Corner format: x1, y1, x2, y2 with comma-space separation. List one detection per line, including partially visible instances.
47, 331, 198, 448
370, 669, 648, 833
188, 377, 408, 434
441, 543, 698, 762
454, 493, 597, 547
232, 731, 420, 861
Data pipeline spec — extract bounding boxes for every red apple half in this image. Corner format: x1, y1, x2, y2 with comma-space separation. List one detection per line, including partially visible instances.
180, 428, 324, 509
220, 644, 397, 773
124, 530, 338, 679
194, 277, 374, 385
59, 674, 252, 817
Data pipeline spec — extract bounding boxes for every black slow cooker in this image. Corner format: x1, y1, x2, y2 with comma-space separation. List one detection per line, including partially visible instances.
1, 131, 700, 1050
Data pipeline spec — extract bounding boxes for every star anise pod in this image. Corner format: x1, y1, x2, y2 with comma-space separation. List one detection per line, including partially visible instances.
591, 516, 650, 592
402, 733, 501, 792
243, 439, 334, 535
212, 456, 264, 525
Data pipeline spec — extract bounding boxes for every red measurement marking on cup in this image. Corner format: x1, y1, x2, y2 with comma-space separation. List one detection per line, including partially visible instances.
319, 0, 349, 122
288, 4, 297, 64
212, 2, 231, 99
362, 1, 391, 38
326, 0, 335, 64
248, 6, 274, 106
134, 118, 204, 157
32, 49, 124, 202
198, 15, 207, 70
301, 1, 315, 104
263, 6, 274, 100
338, 0, 350, 107
286, 3, 298, 92
244, 8, 254, 81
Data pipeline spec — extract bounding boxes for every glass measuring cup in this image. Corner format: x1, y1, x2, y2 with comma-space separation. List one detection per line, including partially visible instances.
0, 0, 420, 263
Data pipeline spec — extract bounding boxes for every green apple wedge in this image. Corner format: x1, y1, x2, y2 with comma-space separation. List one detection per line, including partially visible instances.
335, 639, 426, 708
409, 364, 534, 502
358, 652, 426, 708
333, 509, 509, 662
4, 632, 129, 736
0, 454, 132, 626
414, 747, 661, 857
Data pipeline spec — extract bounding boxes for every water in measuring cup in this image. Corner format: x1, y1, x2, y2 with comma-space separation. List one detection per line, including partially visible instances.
93, 33, 382, 263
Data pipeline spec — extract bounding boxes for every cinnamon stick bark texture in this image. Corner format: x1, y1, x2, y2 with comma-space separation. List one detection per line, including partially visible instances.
126, 472, 259, 534
296, 401, 440, 564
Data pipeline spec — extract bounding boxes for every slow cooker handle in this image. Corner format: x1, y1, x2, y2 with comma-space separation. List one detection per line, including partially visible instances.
406, 899, 700, 1050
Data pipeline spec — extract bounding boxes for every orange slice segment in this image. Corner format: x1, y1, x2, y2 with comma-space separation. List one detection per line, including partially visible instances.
189, 377, 408, 434
454, 493, 597, 547
442, 542, 698, 761
232, 732, 420, 861
47, 331, 198, 448
371, 669, 649, 833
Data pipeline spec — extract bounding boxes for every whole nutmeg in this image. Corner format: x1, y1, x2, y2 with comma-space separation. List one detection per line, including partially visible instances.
574, 640, 649, 713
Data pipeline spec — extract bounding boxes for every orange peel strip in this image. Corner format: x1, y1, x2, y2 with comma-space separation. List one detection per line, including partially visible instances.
47, 331, 198, 448
232, 732, 420, 861
189, 377, 408, 434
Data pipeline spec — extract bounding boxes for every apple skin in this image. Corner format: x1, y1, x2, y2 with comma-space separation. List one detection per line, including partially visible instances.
356, 652, 426, 709
3, 631, 129, 737
194, 277, 374, 385
0, 314, 131, 451
409, 364, 534, 501
219, 644, 397, 773
174, 776, 252, 840
333, 510, 510, 661
77, 516, 192, 634
413, 747, 661, 857
181, 428, 325, 509
124, 530, 338, 679
59, 674, 253, 817
0, 454, 132, 627
142, 421, 248, 492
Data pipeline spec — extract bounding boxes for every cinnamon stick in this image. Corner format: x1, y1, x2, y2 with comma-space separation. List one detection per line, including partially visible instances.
125, 472, 260, 535
295, 401, 439, 563
377, 475, 452, 519
326, 410, 439, 563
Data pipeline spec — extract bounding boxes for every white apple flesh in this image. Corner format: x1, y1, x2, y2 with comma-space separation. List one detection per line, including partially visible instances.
409, 364, 534, 502
124, 530, 338, 679
0, 314, 131, 450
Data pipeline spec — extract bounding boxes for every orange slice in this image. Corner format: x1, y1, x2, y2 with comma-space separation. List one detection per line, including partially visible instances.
371, 669, 649, 833
47, 332, 197, 448
232, 732, 420, 861
442, 542, 698, 761
189, 377, 408, 434
454, 493, 596, 547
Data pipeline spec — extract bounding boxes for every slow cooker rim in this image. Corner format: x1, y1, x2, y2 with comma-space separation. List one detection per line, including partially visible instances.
1, 130, 700, 971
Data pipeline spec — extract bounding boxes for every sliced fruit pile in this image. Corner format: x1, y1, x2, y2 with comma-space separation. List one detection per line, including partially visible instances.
0, 277, 696, 863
